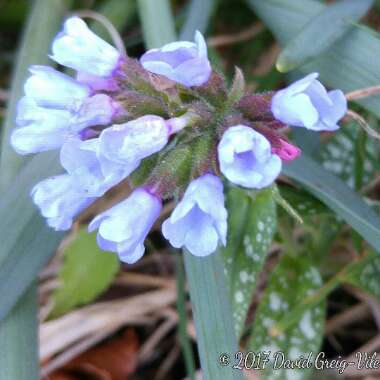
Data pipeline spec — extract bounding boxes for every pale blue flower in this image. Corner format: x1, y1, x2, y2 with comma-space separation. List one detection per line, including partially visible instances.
11, 92, 120, 154
24, 65, 90, 110
60, 137, 135, 196
99, 115, 171, 170
218, 125, 282, 189
11, 98, 74, 154
32, 174, 95, 231
89, 188, 162, 263
271, 73, 347, 131
140, 31, 211, 87
51, 17, 121, 77
162, 174, 227, 256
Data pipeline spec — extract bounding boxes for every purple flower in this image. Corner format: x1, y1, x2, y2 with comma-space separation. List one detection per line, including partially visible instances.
76, 71, 118, 92
140, 31, 211, 87
162, 174, 227, 256
60, 137, 135, 196
218, 125, 282, 189
51, 17, 121, 77
32, 174, 95, 231
89, 188, 162, 263
99, 115, 171, 171
271, 73, 347, 131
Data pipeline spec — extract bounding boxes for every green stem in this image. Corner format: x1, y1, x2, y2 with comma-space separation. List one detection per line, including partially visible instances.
184, 251, 244, 380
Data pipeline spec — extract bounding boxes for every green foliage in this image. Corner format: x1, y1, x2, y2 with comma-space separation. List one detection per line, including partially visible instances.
247, 0, 380, 118
49, 230, 120, 318
223, 187, 276, 336
248, 255, 326, 380
342, 251, 380, 300
276, 0, 374, 72
283, 155, 380, 253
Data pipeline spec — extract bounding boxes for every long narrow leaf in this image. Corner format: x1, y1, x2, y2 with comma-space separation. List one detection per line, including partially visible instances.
283, 155, 380, 252
0, 285, 39, 380
184, 252, 244, 380
276, 0, 373, 72
137, 0, 176, 49
180, 0, 217, 39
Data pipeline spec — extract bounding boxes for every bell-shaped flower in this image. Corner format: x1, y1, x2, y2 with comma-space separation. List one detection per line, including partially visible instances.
51, 17, 121, 77
24, 65, 90, 110
271, 73, 347, 131
99, 115, 171, 173
60, 137, 135, 196
89, 188, 162, 264
11, 98, 74, 154
140, 31, 211, 87
32, 174, 95, 231
272, 139, 301, 162
218, 125, 282, 189
162, 174, 227, 257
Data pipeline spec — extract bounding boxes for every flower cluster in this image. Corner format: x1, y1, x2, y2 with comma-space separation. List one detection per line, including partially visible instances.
11, 17, 347, 262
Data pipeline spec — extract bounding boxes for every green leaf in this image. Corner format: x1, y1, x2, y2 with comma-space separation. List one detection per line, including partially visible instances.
179, 0, 218, 39
0, 285, 39, 380
279, 185, 330, 217
222, 187, 276, 336
226, 67, 246, 108
248, 255, 326, 380
137, 0, 176, 49
184, 251, 244, 380
276, 0, 373, 72
342, 251, 380, 299
282, 154, 380, 253
247, 0, 380, 118
49, 230, 120, 318
319, 122, 379, 189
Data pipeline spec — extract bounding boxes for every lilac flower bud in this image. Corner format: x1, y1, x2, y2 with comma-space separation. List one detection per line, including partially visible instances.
32, 174, 95, 231
271, 73, 347, 131
162, 174, 227, 257
76, 71, 118, 92
218, 125, 282, 189
51, 17, 121, 77
89, 188, 162, 263
11, 98, 73, 154
60, 138, 135, 196
99, 115, 171, 168
24, 65, 90, 110
140, 31, 211, 87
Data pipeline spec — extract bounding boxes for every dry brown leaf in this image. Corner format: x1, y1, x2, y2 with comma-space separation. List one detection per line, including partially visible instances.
50, 329, 139, 380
